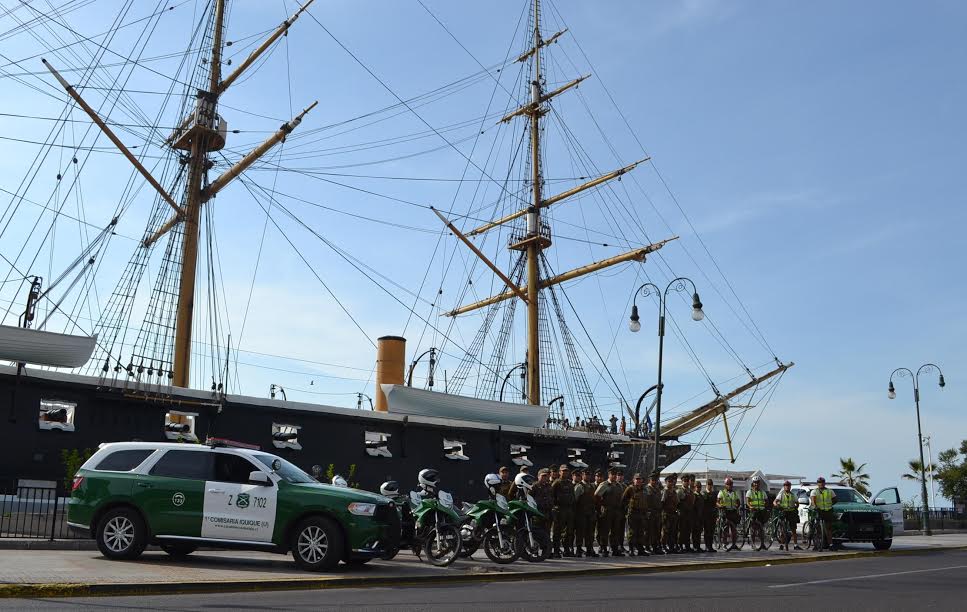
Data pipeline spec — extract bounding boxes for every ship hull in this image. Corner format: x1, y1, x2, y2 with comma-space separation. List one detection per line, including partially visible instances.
0, 365, 689, 502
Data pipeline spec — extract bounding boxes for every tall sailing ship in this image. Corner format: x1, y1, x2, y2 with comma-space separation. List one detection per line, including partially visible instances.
0, 0, 791, 500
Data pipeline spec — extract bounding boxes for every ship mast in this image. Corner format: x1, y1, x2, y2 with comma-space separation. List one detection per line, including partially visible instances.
44, 0, 318, 388
439, 0, 674, 408
171, 0, 227, 389
525, 0, 544, 406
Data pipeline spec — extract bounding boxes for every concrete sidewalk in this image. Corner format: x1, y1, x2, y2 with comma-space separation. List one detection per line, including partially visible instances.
1, 534, 965, 599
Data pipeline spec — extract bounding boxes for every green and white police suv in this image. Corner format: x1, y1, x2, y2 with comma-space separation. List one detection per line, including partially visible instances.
67, 440, 400, 571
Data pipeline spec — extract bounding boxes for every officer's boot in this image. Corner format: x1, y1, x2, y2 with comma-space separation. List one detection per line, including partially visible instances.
575, 547, 584, 558
563, 547, 574, 558
637, 546, 649, 556
586, 547, 599, 558
551, 546, 562, 559
612, 546, 625, 557
599, 546, 609, 557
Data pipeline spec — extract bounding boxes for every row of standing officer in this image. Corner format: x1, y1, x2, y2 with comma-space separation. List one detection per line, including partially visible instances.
497, 464, 721, 557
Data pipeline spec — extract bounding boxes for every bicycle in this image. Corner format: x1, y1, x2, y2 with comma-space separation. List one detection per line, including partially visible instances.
714, 509, 739, 551
766, 509, 789, 550
736, 508, 769, 550
802, 508, 830, 551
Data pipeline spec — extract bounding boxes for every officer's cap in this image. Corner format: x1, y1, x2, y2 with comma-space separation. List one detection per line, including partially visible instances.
664, 474, 675, 482
538, 468, 550, 475
559, 464, 570, 471
595, 469, 604, 476
633, 473, 643, 480
608, 468, 618, 475
649, 471, 660, 479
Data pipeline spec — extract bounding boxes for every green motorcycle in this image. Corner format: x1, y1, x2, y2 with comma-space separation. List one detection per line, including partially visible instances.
458, 474, 518, 564
403, 469, 463, 567
507, 475, 551, 562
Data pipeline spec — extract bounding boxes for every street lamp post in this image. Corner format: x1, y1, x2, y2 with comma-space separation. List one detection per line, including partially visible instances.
888, 364, 946, 536
628, 277, 704, 472
633, 383, 661, 437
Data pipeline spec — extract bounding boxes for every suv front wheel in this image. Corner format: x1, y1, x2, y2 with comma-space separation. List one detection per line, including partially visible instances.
96, 507, 147, 560
291, 516, 343, 571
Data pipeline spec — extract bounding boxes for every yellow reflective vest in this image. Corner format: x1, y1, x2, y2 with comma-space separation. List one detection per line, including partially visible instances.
717, 489, 739, 509
776, 491, 797, 510
748, 489, 766, 509
812, 488, 834, 510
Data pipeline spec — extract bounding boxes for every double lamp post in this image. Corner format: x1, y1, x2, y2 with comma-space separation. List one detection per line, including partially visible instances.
628, 277, 704, 472
888, 363, 945, 536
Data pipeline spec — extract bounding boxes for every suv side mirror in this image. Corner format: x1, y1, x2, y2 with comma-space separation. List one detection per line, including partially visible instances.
249, 471, 272, 486
873, 497, 885, 506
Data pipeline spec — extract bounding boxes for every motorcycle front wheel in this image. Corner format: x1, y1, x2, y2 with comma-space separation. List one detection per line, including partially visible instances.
515, 526, 550, 562
458, 521, 479, 558
483, 525, 518, 564
423, 524, 462, 567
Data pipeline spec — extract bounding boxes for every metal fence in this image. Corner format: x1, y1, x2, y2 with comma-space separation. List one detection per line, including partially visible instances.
0, 479, 85, 540
903, 507, 967, 531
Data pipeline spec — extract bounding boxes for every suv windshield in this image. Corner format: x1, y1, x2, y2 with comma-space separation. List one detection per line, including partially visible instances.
254, 453, 315, 484
827, 488, 866, 504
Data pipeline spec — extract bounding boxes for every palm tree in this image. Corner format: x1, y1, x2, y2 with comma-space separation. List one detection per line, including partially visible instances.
833, 457, 871, 497
901, 459, 935, 485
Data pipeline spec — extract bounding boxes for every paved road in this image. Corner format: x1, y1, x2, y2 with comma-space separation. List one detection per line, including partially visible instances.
4, 549, 966, 611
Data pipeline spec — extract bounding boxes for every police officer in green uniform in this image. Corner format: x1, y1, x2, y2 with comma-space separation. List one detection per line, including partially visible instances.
569, 468, 584, 556
661, 473, 680, 553
495, 466, 513, 499
615, 470, 628, 554
702, 477, 717, 552
645, 472, 663, 554
717, 476, 741, 551
591, 469, 605, 554
594, 468, 624, 556
573, 469, 598, 557
773, 479, 801, 550
622, 473, 650, 556
678, 473, 696, 553
810, 476, 837, 550
531, 468, 554, 530
690, 476, 704, 552
746, 476, 769, 550
551, 464, 575, 558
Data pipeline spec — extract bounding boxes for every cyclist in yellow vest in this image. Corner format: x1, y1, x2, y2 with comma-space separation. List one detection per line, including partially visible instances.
746, 476, 769, 550
809, 476, 837, 550
772, 480, 802, 551
716, 477, 740, 551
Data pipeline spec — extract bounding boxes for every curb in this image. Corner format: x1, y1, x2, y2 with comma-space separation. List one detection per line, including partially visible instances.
1, 545, 965, 599
0, 540, 96, 551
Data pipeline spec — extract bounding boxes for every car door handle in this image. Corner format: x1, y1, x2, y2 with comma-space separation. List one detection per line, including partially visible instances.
207, 488, 226, 494
136, 482, 152, 488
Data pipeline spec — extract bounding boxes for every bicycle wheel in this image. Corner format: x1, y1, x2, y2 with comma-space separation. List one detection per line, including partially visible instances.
736, 520, 747, 550
816, 520, 828, 551
714, 519, 727, 551
762, 519, 774, 550
750, 521, 765, 550
775, 518, 790, 548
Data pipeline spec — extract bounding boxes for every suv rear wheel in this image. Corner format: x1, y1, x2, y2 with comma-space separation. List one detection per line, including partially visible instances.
291, 516, 343, 571
96, 507, 147, 560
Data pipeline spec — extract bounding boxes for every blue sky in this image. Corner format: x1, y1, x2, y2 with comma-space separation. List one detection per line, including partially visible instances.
0, 1, 964, 505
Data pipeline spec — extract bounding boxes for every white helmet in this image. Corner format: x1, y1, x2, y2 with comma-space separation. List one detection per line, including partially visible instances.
331, 475, 348, 487
484, 473, 502, 495
514, 472, 536, 493
751, 476, 762, 485
418, 468, 440, 490
380, 481, 399, 497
